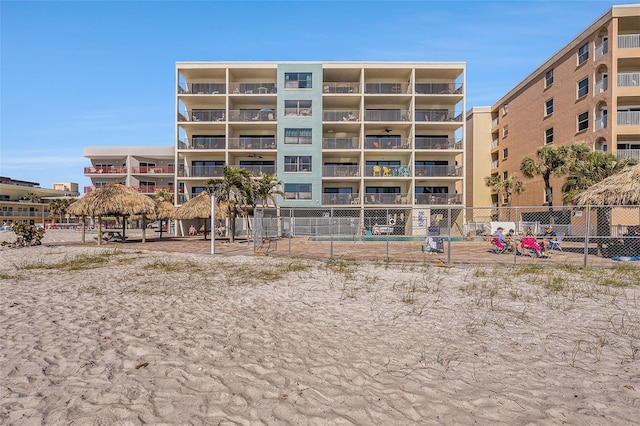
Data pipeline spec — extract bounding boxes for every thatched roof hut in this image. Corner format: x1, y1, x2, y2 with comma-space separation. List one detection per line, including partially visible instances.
576, 164, 640, 206
67, 183, 155, 244
172, 191, 211, 220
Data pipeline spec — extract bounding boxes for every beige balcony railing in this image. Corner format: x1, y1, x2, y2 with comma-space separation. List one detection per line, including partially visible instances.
322, 110, 359, 121
229, 83, 277, 94
365, 82, 409, 94
415, 193, 462, 205
178, 82, 226, 94
322, 165, 360, 177
323, 82, 360, 94
414, 165, 462, 177
228, 137, 276, 150
228, 109, 276, 121
322, 137, 359, 149
364, 193, 410, 205
415, 137, 461, 150
233, 164, 276, 176
617, 149, 640, 161
415, 83, 463, 94
322, 193, 358, 205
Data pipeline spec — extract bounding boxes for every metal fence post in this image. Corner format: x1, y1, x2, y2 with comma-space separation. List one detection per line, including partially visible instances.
584, 205, 591, 268
330, 208, 334, 259
447, 207, 452, 266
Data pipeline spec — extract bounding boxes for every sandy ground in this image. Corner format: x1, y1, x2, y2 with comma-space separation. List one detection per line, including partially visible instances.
1, 230, 640, 424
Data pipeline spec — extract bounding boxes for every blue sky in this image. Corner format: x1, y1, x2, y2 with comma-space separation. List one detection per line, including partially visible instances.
0, 0, 634, 190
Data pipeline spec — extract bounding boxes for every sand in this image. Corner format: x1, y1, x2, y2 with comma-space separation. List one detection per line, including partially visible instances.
1, 230, 640, 424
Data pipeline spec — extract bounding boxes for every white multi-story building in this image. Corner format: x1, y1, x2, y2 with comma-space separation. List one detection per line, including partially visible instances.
176, 62, 465, 214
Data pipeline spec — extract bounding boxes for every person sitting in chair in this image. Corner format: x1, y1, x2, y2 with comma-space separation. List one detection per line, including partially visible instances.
188, 225, 196, 236
199, 225, 205, 235
521, 229, 545, 257
540, 226, 557, 250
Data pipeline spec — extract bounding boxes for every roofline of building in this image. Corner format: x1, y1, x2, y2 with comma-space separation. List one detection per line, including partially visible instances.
491, 3, 638, 109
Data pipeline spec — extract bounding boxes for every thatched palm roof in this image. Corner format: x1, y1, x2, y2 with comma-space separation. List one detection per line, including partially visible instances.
68, 183, 155, 217
172, 191, 212, 220
576, 164, 640, 206
66, 183, 156, 244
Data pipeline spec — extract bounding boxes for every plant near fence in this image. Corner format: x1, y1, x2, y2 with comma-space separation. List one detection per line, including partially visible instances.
1, 224, 46, 247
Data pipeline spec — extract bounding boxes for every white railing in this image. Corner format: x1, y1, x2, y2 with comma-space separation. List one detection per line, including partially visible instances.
491, 161, 499, 169
595, 40, 608, 59
617, 149, 640, 161
595, 116, 607, 131
618, 34, 640, 49
491, 139, 499, 149
595, 77, 608, 94
618, 111, 640, 126
617, 72, 640, 87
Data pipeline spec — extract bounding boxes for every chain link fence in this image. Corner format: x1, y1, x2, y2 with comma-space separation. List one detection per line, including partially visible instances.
251, 205, 640, 268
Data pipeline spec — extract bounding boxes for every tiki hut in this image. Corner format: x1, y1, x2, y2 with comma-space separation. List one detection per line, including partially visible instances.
172, 191, 216, 239
131, 197, 176, 239
575, 163, 640, 206
67, 183, 155, 245
575, 164, 640, 256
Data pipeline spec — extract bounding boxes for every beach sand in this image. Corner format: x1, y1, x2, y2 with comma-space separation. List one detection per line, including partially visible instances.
1, 230, 640, 424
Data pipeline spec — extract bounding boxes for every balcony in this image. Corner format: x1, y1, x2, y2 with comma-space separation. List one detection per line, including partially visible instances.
415, 83, 462, 94
179, 109, 225, 122
178, 165, 225, 178
323, 110, 359, 121
180, 137, 226, 150
234, 164, 276, 176
595, 40, 608, 59
364, 193, 410, 205
491, 160, 499, 169
365, 165, 411, 177
131, 185, 174, 194
617, 149, 640, 161
131, 166, 175, 174
491, 138, 499, 149
84, 166, 127, 174
618, 72, 640, 87
617, 111, 640, 126
415, 109, 462, 122
364, 109, 411, 121
415, 193, 462, 205
414, 165, 462, 177
365, 138, 411, 149
415, 137, 461, 150
322, 137, 359, 149
228, 137, 276, 150
229, 109, 276, 122
229, 83, 277, 94
322, 165, 360, 177
323, 82, 360, 94
618, 34, 640, 49
179, 82, 226, 94
595, 115, 607, 131
322, 193, 358, 205
595, 77, 608, 94
365, 82, 409, 94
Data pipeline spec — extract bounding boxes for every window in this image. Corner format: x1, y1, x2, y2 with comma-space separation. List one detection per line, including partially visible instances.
578, 43, 589, 65
545, 127, 554, 144
577, 111, 589, 131
284, 100, 312, 116
545, 98, 554, 116
577, 77, 589, 98
284, 183, 312, 200
503, 125, 509, 137
503, 171, 509, 180
284, 128, 312, 144
503, 148, 509, 159
502, 103, 509, 115
284, 156, 312, 172
545, 69, 554, 87
285, 72, 312, 89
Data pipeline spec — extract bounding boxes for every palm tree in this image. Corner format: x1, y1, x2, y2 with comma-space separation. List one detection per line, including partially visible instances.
48, 198, 75, 225
251, 174, 283, 208
562, 151, 636, 204
484, 173, 526, 220
564, 151, 636, 256
520, 143, 590, 211
207, 166, 253, 243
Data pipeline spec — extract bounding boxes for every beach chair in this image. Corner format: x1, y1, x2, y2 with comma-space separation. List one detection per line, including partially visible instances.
491, 237, 508, 254
548, 233, 563, 251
